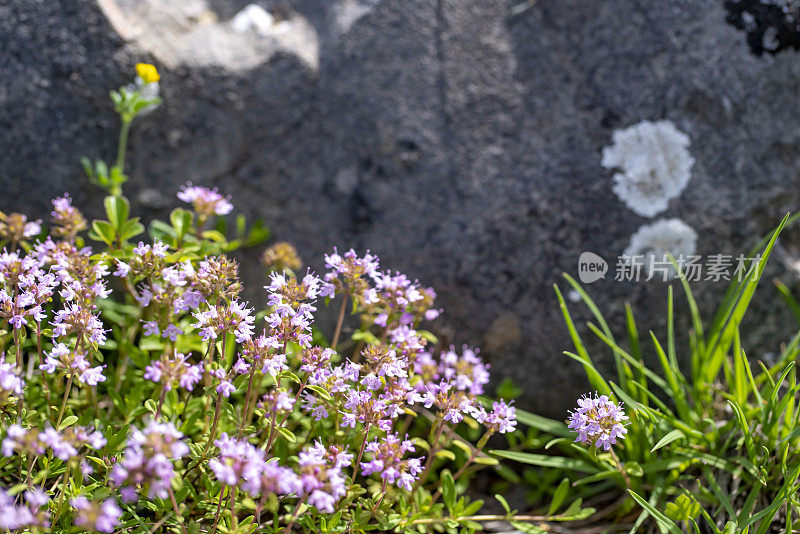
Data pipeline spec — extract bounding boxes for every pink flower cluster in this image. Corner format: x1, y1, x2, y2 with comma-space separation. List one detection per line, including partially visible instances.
568, 393, 629, 450
360, 433, 423, 491
111, 421, 189, 502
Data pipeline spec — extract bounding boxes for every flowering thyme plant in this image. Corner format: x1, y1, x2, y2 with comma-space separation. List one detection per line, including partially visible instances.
0, 64, 540, 533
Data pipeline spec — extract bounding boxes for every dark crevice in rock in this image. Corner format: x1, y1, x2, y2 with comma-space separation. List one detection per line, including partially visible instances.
724, 0, 800, 55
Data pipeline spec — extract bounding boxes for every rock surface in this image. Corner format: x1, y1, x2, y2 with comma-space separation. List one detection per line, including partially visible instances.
3, 0, 800, 416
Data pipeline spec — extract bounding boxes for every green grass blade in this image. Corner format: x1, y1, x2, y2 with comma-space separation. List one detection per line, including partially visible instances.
489, 450, 601, 474
702, 213, 790, 384
650, 429, 685, 453
774, 277, 800, 326
587, 323, 668, 391
555, 285, 612, 396
628, 490, 683, 534
649, 332, 692, 423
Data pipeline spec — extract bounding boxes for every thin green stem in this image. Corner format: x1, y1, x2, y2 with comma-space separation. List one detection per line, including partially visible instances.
202, 398, 223, 458
36, 326, 51, 416
413, 418, 445, 492
609, 449, 631, 489
14, 328, 22, 373
155, 385, 167, 420
14, 327, 22, 415
238, 366, 257, 437
55, 374, 74, 428
331, 295, 348, 350
404, 514, 557, 526
116, 118, 131, 175
168, 487, 188, 534
283, 495, 308, 534
431, 436, 488, 504
370, 479, 388, 516
210, 486, 227, 534
353, 424, 371, 481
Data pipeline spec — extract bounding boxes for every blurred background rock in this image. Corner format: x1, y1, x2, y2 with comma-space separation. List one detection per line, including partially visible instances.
4, 0, 800, 416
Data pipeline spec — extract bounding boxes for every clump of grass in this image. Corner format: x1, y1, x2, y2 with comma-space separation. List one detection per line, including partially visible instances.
494, 215, 800, 533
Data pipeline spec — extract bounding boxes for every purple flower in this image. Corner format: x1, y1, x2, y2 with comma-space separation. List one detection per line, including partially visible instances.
302, 394, 330, 421
209, 434, 266, 495
416, 380, 476, 424
50, 194, 87, 241
79, 365, 106, 386
161, 324, 183, 342
40, 343, 105, 386
568, 393, 629, 451
193, 301, 255, 344
322, 249, 380, 303
142, 321, 159, 337
177, 183, 233, 216
111, 421, 188, 501
216, 379, 236, 397
0, 487, 48, 530
51, 303, 107, 345
295, 444, 347, 513
208, 368, 236, 397
359, 433, 423, 491
307, 441, 353, 469
260, 460, 301, 495
0, 362, 23, 397
150, 353, 198, 388
113, 261, 131, 277
2, 425, 105, 461
472, 399, 517, 434
439, 346, 490, 395
259, 390, 296, 416
72, 496, 122, 533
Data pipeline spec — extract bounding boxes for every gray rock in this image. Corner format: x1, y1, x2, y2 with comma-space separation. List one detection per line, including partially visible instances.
3, 0, 800, 417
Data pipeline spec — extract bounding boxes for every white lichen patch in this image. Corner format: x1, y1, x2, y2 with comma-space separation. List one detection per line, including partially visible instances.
624, 218, 698, 279
602, 120, 694, 218
231, 4, 275, 36
103, 0, 319, 71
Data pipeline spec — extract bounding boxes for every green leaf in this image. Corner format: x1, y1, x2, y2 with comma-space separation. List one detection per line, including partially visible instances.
277, 427, 296, 443
547, 478, 570, 515
624, 461, 644, 477
149, 219, 177, 241
170, 208, 194, 240
495, 494, 511, 514
119, 218, 144, 241
441, 471, 456, 513
703, 213, 789, 384
306, 385, 332, 401
104, 195, 129, 230
244, 219, 271, 246
351, 330, 380, 345
450, 440, 472, 456
664, 494, 700, 522
511, 406, 571, 438
435, 449, 456, 462
651, 429, 685, 453
628, 490, 683, 534
201, 230, 227, 243
490, 450, 601, 474
509, 521, 547, 534
90, 220, 116, 246
58, 415, 78, 431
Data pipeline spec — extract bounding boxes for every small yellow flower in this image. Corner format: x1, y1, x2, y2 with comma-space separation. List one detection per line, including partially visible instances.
135, 63, 160, 84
